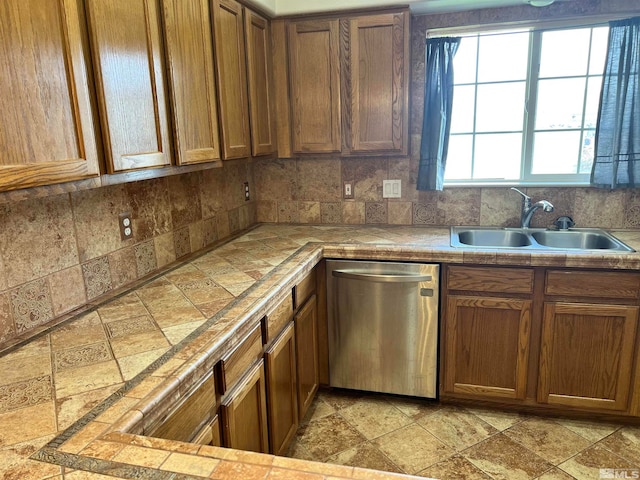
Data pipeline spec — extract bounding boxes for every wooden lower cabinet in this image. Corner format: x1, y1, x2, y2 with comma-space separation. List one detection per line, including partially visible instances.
220, 359, 269, 453
192, 415, 222, 446
295, 294, 319, 421
444, 295, 532, 400
538, 302, 639, 411
265, 322, 298, 455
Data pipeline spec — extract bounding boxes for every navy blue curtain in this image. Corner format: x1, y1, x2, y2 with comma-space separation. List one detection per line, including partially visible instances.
417, 37, 461, 191
591, 17, 640, 188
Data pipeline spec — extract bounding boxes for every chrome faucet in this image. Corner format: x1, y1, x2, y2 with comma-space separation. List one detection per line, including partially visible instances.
510, 187, 554, 228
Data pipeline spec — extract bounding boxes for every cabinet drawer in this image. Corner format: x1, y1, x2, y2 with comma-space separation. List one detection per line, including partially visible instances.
149, 372, 216, 442
545, 270, 640, 299
294, 270, 316, 309
447, 266, 534, 294
218, 323, 263, 394
264, 294, 294, 344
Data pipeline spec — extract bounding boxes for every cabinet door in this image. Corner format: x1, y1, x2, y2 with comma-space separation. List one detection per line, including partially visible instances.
348, 12, 408, 154
244, 9, 276, 156
211, 0, 251, 159
192, 414, 222, 446
0, 0, 100, 191
86, 0, 172, 173
161, 0, 221, 165
288, 19, 341, 153
265, 322, 298, 456
295, 295, 319, 421
538, 302, 639, 411
220, 359, 269, 453
444, 295, 531, 399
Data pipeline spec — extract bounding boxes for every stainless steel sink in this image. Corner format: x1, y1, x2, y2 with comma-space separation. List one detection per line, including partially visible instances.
451, 227, 635, 252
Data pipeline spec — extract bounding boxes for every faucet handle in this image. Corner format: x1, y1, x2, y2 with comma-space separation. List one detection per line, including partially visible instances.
510, 187, 530, 201
553, 216, 574, 230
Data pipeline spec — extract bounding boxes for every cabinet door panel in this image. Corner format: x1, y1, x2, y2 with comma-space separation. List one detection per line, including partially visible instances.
348, 12, 408, 153
221, 359, 269, 453
295, 295, 319, 421
87, 0, 171, 172
212, 0, 251, 159
162, 0, 221, 165
245, 9, 276, 156
288, 19, 341, 153
0, 0, 99, 190
444, 296, 531, 399
265, 322, 298, 456
538, 302, 639, 411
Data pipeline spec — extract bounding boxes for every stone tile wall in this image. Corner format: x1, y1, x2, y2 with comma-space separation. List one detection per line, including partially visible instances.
254, 0, 640, 230
0, 160, 256, 350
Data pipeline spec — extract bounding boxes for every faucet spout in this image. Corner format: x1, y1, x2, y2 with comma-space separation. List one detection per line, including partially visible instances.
511, 187, 554, 228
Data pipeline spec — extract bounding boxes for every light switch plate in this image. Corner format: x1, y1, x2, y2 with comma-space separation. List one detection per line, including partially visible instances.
383, 180, 401, 199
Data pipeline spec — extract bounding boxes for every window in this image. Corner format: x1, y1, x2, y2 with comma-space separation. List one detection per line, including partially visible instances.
444, 25, 609, 185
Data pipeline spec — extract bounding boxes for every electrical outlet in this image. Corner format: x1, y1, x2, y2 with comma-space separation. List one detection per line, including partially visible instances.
119, 212, 133, 240
382, 179, 401, 199
343, 181, 354, 199
244, 182, 250, 201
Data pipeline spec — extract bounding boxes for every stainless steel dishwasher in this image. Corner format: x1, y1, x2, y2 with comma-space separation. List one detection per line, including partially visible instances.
326, 260, 439, 398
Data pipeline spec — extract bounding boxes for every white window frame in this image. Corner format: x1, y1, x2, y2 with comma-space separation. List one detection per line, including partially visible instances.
427, 17, 617, 187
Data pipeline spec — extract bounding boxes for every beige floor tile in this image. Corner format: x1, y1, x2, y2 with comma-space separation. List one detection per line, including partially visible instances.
109, 330, 169, 359
598, 427, 640, 465
373, 423, 454, 474
317, 389, 366, 411
116, 347, 169, 381
327, 442, 402, 473
339, 397, 412, 440
503, 417, 592, 465
0, 433, 60, 480
54, 360, 123, 398
55, 383, 122, 430
465, 406, 526, 431
300, 398, 336, 426
0, 402, 57, 447
417, 454, 492, 480
418, 407, 499, 451
535, 467, 578, 479
385, 396, 441, 422
554, 417, 620, 443
286, 440, 316, 461
558, 445, 635, 480
293, 412, 366, 461
463, 433, 553, 480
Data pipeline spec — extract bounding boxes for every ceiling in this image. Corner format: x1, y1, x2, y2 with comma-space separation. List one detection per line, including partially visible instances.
247, 0, 548, 16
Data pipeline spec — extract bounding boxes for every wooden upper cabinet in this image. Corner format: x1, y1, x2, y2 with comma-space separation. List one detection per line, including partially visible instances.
288, 19, 341, 153
211, 0, 251, 159
86, 0, 172, 173
244, 9, 277, 156
348, 12, 409, 154
161, 0, 221, 165
0, 0, 100, 191
538, 302, 639, 411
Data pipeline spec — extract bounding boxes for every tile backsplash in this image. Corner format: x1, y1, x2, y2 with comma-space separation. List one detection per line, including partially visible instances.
2, 0, 639, 351
0, 161, 255, 350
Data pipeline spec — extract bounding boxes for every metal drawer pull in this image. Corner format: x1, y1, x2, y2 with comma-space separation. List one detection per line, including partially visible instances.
332, 270, 432, 283
420, 288, 434, 297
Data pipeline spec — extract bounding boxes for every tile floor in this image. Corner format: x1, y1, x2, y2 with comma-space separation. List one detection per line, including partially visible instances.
286, 388, 640, 480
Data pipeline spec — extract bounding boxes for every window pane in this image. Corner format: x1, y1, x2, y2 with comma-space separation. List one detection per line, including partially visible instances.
539, 28, 590, 78
589, 27, 609, 74
584, 76, 602, 128
453, 36, 478, 84
445, 134, 473, 180
532, 131, 581, 174
580, 129, 596, 174
476, 82, 525, 132
477, 31, 529, 82
450, 85, 475, 133
535, 78, 586, 129
474, 133, 521, 179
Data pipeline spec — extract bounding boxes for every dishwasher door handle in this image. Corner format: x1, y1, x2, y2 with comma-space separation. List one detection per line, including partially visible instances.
332, 270, 432, 283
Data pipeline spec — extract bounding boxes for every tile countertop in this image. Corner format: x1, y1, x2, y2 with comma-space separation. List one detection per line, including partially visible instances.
4, 224, 640, 480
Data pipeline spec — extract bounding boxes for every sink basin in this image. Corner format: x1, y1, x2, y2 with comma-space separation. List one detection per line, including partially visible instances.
451, 227, 635, 252
531, 230, 634, 251
457, 229, 531, 247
